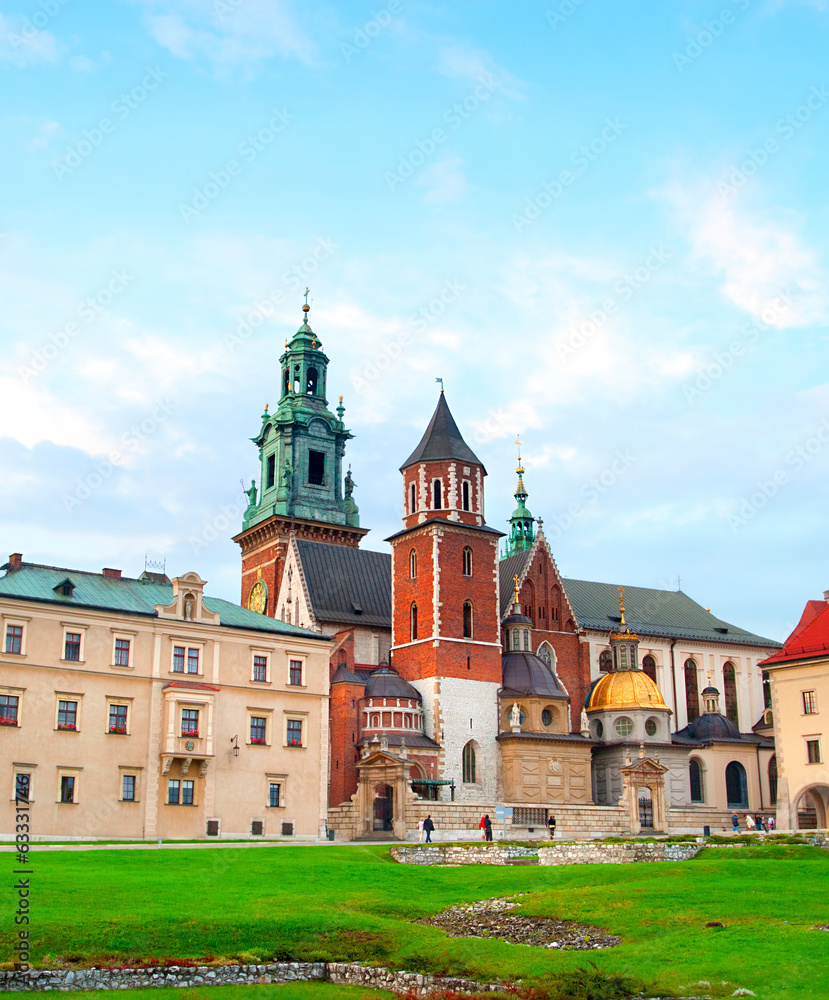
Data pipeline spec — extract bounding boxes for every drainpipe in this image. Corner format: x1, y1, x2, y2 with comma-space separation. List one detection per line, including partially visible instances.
669, 639, 678, 733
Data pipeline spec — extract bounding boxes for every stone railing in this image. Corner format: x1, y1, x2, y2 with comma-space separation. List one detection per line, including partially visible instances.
390, 843, 539, 865
538, 842, 701, 865
0, 962, 499, 995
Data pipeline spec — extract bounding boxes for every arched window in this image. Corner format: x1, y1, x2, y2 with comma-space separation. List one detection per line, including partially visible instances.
410, 603, 418, 642
283, 369, 290, 396
463, 601, 473, 638
409, 550, 417, 579
689, 758, 704, 803
723, 662, 739, 726
433, 480, 442, 509
725, 760, 748, 808
462, 481, 470, 511
642, 655, 657, 682
599, 650, 613, 673
462, 741, 477, 783
306, 367, 318, 395
523, 629, 529, 651
410, 483, 416, 514
762, 669, 771, 709
685, 659, 700, 721
512, 630, 521, 651
462, 547, 472, 576
768, 754, 778, 804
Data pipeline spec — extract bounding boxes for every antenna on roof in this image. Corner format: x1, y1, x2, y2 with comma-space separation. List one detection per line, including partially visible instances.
145, 555, 166, 574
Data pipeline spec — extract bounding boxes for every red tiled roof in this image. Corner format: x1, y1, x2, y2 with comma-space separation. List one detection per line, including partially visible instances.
163, 681, 221, 692
760, 600, 829, 666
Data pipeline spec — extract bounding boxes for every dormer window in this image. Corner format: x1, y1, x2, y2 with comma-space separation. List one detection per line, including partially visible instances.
54, 578, 75, 598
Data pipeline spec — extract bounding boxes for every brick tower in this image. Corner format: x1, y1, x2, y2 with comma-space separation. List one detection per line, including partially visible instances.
388, 391, 504, 801
234, 299, 367, 617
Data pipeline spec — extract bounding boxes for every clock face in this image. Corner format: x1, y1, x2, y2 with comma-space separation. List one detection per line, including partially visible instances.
248, 580, 267, 615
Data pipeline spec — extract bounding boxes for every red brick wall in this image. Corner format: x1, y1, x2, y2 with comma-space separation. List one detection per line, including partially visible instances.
240, 538, 285, 617
401, 458, 486, 531
329, 674, 363, 807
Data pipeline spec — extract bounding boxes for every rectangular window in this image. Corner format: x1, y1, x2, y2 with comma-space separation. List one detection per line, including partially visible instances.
109, 704, 128, 733
289, 660, 303, 685
57, 700, 78, 730
181, 779, 194, 805
287, 719, 302, 746
250, 716, 267, 744
803, 690, 818, 714
64, 632, 81, 661
173, 646, 185, 672
308, 449, 325, 485
122, 775, 136, 801
115, 638, 131, 666
168, 779, 180, 804
60, 776, 75, 803
253, 655, 268, 682
15, 773, 30, 802
267, 454, 276, 489
807, 739, 822, 764
187, 648, 199, 674
5, 625, 23, 654
0, 695, 19, 725
181, 709, 199, 736
269, 783, 281, 808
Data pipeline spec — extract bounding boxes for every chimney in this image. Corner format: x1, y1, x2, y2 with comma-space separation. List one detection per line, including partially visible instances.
8, 553, 22, 571
102, 568, 122, 579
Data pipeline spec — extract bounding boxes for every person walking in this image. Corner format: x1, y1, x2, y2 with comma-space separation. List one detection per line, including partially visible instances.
479, 815, 487, 841
745, 813, 756, 831
423, 814, 435, 843
484, 814, 493, 841
547, 814, 556, 839
755, 814, 765, 832
768, 815, 775, 832
417, 818, 425, 843
731, 811, 740, 832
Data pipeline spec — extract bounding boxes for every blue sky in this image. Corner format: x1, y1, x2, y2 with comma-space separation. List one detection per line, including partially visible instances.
1, 0, 828, 642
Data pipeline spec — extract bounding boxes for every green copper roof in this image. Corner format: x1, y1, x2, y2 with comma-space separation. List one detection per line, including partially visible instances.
0, 562, 328, 640
504, 460, 535, 557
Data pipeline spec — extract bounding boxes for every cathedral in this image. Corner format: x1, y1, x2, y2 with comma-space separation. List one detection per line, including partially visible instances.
234, 304, 781, 839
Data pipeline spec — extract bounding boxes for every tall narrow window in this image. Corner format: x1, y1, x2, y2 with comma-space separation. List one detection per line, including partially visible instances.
689, 758, 704, 803
723, 662, 739, 726
181, 709, 199, 737
187, 648, 200, 674
269, 783, 281, 807
762, 670, 771, 709
409, 550, 417, 578
433, 479, 442, 509
289, 660, 303, 685
114, 638, 130, 666
462, 481, 470, 511
5, 625, 22, 654
410, 482, 416, 513
306, 366, 318, 395
807, 739, 822, 764
167, 779, 180, 805
267, 454, 276, 489
802, 690, 818, 714
462, 741, 477, 783
684, 659, 700, 721
462, 547, 472, 576
642, 655, 657, 682
599, 650, 613, 673
768, 755, 778, 802
410, 603, 418, 642
725, 760, 748, 807
60, 776, 75, 803
122, 775, 136, 801
64, 632, 81, 661
308, 450, 325, 485
523, 629, 529, 651
253, 655, 268, 682
287, 719, 303, 746
463, 601, 473, 639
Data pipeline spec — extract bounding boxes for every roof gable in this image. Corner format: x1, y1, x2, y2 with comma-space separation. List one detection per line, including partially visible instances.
295, 539, 391, 627
400, 394, 484, 472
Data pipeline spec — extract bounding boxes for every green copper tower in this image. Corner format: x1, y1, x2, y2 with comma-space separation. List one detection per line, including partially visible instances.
504, 443, 535, 557
241, 297, 359, 531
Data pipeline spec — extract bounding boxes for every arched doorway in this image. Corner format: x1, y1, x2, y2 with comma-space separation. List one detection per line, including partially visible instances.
638, 786, 653, 829
794, 786, 829, 830
725, 761, 748, 809
689, 757, 705, 803
373, 783, 393, 832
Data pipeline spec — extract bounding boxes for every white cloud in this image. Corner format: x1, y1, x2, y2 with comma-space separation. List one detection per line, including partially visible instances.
0, 14, 61, 66
26, 119, 61, 152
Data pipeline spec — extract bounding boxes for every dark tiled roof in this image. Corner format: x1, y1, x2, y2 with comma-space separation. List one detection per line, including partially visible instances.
331, 664, 362, 685
676, 712, 742, 741
501, 652, 570, 699
359, 732, 441, 749
386, 518, 504, 543
0, 563, 325, 640
562, 578, 781, 649
296, 539, 391, 627
400, 394, 485, 472
499, 550, 532, 616
365, 667, 421, 701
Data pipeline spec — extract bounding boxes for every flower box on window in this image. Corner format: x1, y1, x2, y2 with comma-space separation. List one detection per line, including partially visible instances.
57, 723, 77, 731
181, 729, 199, 738
0, 717, 17, 726
250, 737, 266, 745
109, 726, 127, 735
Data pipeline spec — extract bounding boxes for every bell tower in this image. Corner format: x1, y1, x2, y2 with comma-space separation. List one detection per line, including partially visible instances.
504, 441, 535, 557
234, 296, 367, 617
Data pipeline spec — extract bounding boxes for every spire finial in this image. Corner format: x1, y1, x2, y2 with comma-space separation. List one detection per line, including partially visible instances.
435, 376, 444, 393
618, 586, 626, 628
513, 574, 520, 607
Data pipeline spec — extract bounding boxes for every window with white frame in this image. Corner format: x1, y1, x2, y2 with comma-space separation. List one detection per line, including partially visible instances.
0, 694, 19, 726
63, 631, 83, 661
5, 623, 24, 655
113, 637, 131, 667
167, 778, 195, 805
267, 773, 286, 808
14, 768, 33, 803
285, 717, 304, 746
252, 653, 269, 682
807, 738, 822, 764
58, 768, 81, 803
108, 702, 129, 735
121, 774, 137, 801
289, 659, 303, 686
181, 708, 199, 737
803, 690, 818, 715
172, 645, 201, 674
56, 697, 80, 731
249, 714, 268, 745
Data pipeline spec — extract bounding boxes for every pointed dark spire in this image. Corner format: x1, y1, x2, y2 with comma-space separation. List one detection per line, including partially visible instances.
400, 394, 484, 472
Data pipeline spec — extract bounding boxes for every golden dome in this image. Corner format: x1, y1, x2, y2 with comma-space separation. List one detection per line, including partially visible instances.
588, 669, 667, 711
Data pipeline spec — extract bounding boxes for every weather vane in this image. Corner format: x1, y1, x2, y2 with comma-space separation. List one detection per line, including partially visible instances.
435, 377, 444, 393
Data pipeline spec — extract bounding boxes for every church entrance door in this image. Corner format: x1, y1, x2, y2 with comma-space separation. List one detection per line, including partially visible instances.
373, 784, 394, 831
638, 789, 653, 829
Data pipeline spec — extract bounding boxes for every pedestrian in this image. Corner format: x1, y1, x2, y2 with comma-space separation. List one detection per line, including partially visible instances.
423, 814, 435, 843
479, 814, 487, 841
484, 814, 493, 842
768, 815, 775, 832
745, 813, 756, 831
731, 811, 740, 832
547, 814, 556, 839
754, 814, 764, 832
417, 818, 424, 843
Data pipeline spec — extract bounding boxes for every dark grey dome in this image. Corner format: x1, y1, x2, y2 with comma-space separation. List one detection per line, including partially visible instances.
503, 612, 533, 626
501, 652, 569, 699
365, 667, 421, 701
702, 685, 719, 696
681, 712, 741, 740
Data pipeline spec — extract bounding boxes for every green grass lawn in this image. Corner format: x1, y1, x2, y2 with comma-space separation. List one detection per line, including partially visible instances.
3, 844, 827, 1000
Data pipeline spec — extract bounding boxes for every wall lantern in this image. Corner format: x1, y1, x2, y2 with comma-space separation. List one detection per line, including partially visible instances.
230, 735, 239, 758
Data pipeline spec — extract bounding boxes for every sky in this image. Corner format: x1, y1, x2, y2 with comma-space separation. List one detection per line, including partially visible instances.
1, 0, 828, 643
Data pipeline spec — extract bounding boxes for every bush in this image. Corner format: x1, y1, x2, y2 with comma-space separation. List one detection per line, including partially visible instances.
524, 964, 649, 1000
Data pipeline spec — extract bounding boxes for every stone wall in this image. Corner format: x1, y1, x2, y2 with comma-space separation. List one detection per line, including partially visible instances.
538, 842, 702, 865
390, 844, 539, 865
0, 962, 498, 995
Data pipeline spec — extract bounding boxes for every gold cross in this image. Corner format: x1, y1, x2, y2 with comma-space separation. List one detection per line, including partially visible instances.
304, 287, 310, 306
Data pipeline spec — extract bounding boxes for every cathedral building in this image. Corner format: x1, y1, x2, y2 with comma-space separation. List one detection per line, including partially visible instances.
235, 307, 782, 838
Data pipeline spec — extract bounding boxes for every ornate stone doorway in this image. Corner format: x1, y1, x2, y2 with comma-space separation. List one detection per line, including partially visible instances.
373, 783, 394, 831
638, 787, 654, 829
